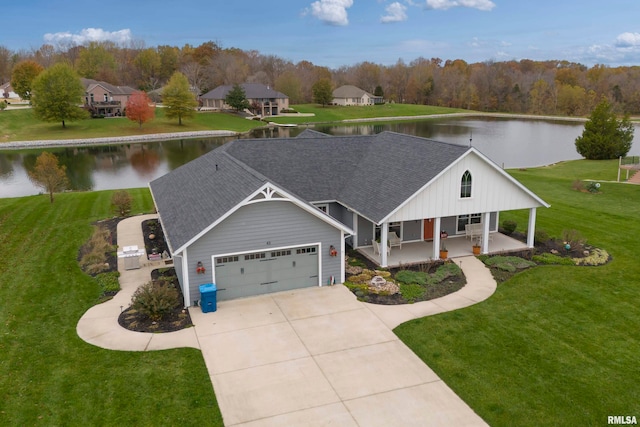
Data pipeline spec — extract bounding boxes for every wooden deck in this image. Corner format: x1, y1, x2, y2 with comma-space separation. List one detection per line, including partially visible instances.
357, 233, 528, 267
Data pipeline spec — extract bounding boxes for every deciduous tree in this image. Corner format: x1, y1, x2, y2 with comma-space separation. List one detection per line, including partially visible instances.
31, 63, 88, 128
28, 152, 69, 203
111, 190, 133, 216
162, 71, 197, 125
312, 78, 333, 107
575, 99, 634, 160
11, 60, 44, 100
125, 91, 155, 128
225, 83, 250, 111
76, 41, 117, 81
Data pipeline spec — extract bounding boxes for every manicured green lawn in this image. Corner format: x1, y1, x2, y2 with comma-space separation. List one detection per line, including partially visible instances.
396, 159, 640, 426
266, 103, 468, 124
0, 107, 260, 142
0, 189, 223, 426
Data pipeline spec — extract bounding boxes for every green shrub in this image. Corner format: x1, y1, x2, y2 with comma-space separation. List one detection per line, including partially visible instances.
532, 253, 575, 265
395, 270, 427, 285
534, 229, 549, 244
484, 256, 536, 272
131, 281, 180, 321
95, 271, 121, 293
586, 182, 601, 193
399, 283, 424, 303
502, 219, 517, 235
427, 262, 462, 285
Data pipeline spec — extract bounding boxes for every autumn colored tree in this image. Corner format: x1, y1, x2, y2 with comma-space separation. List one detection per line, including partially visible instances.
163, 72, 198, 125
31, 63, 88, 128
28, 152, 69, 203
125, 91, 155, 128
0, 100, 6, 111
11, 60, 44, 100
312, 78, 333, 107
575, 99, 634, 160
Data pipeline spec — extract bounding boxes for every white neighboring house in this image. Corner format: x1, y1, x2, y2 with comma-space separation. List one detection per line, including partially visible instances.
332, 85, 383, 106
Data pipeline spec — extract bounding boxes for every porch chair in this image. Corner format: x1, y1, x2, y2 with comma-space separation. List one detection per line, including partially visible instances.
388, 232, 402, 249
373, 240, 391, 256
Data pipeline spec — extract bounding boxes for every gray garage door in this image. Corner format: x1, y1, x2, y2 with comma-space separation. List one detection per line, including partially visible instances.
214, 245, 319, 300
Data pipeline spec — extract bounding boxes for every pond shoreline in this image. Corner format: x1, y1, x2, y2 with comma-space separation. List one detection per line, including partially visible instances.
0, 112, 589, 150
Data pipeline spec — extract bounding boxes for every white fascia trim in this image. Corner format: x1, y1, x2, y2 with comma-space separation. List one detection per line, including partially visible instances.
174, 182, 353, 254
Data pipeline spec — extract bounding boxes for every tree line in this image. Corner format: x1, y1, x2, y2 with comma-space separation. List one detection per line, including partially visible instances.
2, 40, 640, 115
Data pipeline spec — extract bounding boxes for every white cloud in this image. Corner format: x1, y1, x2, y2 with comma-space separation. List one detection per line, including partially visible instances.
381, 2, 408, 23
44, 28, 133, 46
615, 32, 640, 48
309, 0, 354, 26
425, 0, 496, 11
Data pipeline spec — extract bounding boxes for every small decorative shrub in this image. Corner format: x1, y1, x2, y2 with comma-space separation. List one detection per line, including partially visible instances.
561, 229, 586, 248
131, 281, 181, 321
95, 271, 121, 293
426, 262, 462, 285
399, 283, 424, 303
501, 219, 517, 235
395, 270, 428, 285
586, 182, 601, 193
534, 229, 549, 244
111, 190, 133, 216
484, 256, 536, 272
574, 248, 610, 266
80, 226, 114, 275
532, 253, 575, 265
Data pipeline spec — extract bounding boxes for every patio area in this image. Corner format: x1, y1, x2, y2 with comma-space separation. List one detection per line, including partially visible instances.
358, 233, 528, 267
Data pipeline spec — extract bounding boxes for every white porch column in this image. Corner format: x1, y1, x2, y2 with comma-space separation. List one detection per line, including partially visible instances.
181, 251, 191, 308
527, 207, 537, 248
433, 217, 442, 260
352, 212, 359, 249
481, 212, 491, 254
340, 230, 346, 284
381, 222, 389, 267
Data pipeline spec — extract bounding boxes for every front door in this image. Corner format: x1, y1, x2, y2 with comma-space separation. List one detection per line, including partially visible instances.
423, 218, 434, 240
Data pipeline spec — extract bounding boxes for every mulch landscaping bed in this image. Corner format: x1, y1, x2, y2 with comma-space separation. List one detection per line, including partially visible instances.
79, 215, 192, 333
141, 218, 171, 260
118, 267, 194, 333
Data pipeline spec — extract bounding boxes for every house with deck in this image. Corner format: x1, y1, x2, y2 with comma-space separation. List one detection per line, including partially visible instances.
332, 85, 383, 106
200, 83, 289, 116
81, 78, 136, 117
150, 131, 548, 306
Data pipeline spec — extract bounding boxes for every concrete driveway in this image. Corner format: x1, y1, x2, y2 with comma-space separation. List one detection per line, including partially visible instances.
190, 284, 488, 426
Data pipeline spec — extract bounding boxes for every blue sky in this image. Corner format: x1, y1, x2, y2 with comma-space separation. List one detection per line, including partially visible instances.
4, 0, 640, 68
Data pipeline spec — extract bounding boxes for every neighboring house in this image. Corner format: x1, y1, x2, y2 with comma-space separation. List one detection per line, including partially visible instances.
81, 78, 136, 117
0, 83, 20, 100
150, 131, 548, 306
199, 83, 289, 115
332, 85, 383, 106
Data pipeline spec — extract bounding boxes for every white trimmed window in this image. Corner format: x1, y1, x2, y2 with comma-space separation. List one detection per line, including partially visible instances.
461, 170, 472, 198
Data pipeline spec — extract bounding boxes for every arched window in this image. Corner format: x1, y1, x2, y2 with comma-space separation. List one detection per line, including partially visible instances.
461, 170, 472, 198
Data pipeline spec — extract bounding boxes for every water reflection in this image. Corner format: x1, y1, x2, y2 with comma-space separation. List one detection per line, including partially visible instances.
1, 117, 638, 198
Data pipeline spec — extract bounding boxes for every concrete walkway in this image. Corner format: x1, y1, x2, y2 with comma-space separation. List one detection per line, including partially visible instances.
77, 215, 495, 426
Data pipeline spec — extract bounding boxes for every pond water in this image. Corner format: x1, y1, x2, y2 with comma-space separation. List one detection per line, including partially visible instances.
1, 117, 639, 198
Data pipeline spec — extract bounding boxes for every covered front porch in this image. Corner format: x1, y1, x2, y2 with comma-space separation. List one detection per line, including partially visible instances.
357, 233, 528, 268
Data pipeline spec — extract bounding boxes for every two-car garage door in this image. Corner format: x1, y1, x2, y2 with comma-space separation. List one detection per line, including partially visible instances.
213, 245, 319, 300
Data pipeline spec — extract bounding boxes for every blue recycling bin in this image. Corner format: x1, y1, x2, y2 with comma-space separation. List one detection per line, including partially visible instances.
199, 283, 217, 313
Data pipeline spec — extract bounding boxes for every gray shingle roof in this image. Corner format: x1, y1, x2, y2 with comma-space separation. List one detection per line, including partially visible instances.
81, 78, 135, 95
200, 83, 288, 100
332, 85, 373, 98
150, 131, 470, 253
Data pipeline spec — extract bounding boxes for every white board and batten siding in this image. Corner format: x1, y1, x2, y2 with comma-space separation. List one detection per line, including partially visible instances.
387, 151, 545, 223
184, 199, 344, 302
